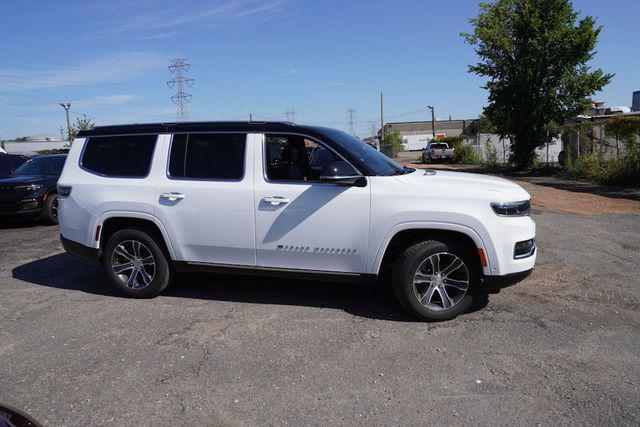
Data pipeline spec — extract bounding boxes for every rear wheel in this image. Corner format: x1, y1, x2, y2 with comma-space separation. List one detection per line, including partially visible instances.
103, 228, 172, 298
392, 239, 479, 321
42, 193, 59, 224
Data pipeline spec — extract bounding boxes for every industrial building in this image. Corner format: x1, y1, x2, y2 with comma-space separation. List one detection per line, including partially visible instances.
378, 118, 478, 151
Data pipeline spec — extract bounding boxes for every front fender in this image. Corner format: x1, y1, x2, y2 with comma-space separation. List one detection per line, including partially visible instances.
368, 221, 496, 276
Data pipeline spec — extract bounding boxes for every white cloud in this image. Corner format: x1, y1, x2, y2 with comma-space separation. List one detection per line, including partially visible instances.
0, 52, 168, 92
90, 0, 290, 38
278, 69, 297, 77
307, 81, 345, 87
72, 94, 138, 109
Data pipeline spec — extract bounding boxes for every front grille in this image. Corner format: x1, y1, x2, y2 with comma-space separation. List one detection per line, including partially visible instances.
0, 201, 18, 212
0, 185, 18, 195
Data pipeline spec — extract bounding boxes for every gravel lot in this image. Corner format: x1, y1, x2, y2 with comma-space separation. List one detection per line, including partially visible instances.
1, 173, 639, 425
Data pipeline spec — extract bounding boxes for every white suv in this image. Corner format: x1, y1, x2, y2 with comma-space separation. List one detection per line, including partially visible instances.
57, 122, 536, 321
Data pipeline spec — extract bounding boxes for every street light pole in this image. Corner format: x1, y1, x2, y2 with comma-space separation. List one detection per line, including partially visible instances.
427, 105, 436, 140
59, 103, 72, 142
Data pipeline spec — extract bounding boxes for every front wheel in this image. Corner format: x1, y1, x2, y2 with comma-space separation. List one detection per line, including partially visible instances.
392, 239, 479, 321
103, 228, 172, 298
42, 193, 59, 224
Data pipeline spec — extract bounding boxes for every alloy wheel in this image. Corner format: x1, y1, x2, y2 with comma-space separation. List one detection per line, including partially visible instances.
412, 252, 470, 311
111, 240, 156, 289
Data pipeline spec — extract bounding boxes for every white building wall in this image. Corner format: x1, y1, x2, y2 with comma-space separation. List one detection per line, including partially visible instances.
3, 140, 68, 155
472, 134, 563, 165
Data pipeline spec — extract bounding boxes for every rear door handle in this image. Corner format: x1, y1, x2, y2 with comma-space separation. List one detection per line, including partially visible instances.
160, 192, 185, 201
262, 196, 290, 206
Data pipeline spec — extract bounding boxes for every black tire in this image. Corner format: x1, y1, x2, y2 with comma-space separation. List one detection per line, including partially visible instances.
42, 193, 59, 225
103, 228, 172, 298
392, 239, 479, 321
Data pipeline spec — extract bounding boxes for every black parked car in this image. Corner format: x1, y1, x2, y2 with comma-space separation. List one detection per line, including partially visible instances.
0, 153, 28, 179
0, 154, 66, 224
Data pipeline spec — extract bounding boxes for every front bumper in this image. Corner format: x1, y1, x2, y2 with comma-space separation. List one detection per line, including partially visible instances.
0, 196, 46, 218
483, 268, 533, 290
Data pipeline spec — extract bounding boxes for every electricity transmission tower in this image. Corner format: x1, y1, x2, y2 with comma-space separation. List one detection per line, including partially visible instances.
346, 108, 357, 136
285, 108, 296, 123
167, 58, 194, 121
368, 120, 378, 139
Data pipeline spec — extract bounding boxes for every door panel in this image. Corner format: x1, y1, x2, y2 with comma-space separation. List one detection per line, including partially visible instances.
154, 133, 256, 265
253, 133, 370, 273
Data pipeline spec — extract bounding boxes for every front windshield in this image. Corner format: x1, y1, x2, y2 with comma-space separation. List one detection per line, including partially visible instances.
318, 128, 407, 176
12, 157, 65, 176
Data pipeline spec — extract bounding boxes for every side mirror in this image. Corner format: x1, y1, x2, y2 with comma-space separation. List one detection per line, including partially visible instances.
319, 161, 367, 187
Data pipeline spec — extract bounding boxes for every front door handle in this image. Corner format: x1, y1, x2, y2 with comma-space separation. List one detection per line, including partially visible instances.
262, 196, 290, 206
160, 192, 185, 201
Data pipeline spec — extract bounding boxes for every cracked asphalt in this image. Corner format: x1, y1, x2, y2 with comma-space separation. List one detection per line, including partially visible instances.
1, 178, 639, 425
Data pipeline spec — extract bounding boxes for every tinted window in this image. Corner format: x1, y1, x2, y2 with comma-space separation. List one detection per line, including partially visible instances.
265, 134, 346, 182
430, 143, 448, 149
12, 156, 66, 176
314, 128, 405, 176
169, 133, 246, 180
8, 155, 27, 169
82, 135, 157, 177
0, 155, 10, 178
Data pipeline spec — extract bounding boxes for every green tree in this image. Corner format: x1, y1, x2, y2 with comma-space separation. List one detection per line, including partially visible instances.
69, 115, 95, 141
462, 0, 612, 169
381, 130, 404, 158
605, 116, 640, 159
476, 114, 497, 134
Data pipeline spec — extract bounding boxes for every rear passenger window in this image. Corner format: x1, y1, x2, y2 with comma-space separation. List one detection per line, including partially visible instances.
168, 133, 246, 180
81, 135, 157, 177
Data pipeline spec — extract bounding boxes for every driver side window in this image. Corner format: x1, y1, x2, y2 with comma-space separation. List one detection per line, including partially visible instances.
265, 134, 344, 182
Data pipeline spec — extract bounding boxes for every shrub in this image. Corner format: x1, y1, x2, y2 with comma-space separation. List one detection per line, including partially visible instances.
483, 137, 500, 167
566, 155, 639, 186
451, 141, 480, 165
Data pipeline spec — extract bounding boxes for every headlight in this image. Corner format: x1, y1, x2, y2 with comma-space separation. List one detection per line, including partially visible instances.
14, 184, 45, 192
491, 200, 530, 216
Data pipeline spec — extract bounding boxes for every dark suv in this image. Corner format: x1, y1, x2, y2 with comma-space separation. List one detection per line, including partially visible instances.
0, 153, 28, 178
0, 154, 67, 224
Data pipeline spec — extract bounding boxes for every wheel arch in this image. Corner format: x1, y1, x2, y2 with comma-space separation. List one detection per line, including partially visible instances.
370, 222, 493, 276
96, 212, 177, 262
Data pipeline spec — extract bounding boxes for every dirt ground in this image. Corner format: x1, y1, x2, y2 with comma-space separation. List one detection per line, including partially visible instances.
0, 169, 639, 425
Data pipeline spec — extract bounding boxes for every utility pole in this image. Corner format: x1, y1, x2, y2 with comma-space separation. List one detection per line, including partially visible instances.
380, 92, 385, 143
427, 105, 436, 140
249, 113, 253, 122
59, 127, 65, 141
59, 103, 72, 142
346, 108, 357, 136
167, 58, 194, 121
546, 129, 550, 165
285, 108, 296, 123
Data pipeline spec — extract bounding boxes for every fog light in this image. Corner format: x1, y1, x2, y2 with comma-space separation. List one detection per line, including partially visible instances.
514, 239, 535, 259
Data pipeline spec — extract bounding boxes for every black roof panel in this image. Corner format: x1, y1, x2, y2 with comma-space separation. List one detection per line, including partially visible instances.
77, 121, 305, 137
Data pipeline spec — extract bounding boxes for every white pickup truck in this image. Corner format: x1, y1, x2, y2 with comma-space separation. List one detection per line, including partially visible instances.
422, 142, 455, 163
57, 121, 536, 321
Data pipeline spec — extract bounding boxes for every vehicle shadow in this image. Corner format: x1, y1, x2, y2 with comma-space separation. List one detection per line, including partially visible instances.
12, 253, 489, 322
0, 219, 51, 229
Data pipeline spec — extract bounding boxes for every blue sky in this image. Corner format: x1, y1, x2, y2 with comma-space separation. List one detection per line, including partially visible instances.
0, 0, 638, 139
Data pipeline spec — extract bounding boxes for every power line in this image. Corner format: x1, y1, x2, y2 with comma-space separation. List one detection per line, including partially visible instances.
346, 108, 357, 136
167, 58, 194, 121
